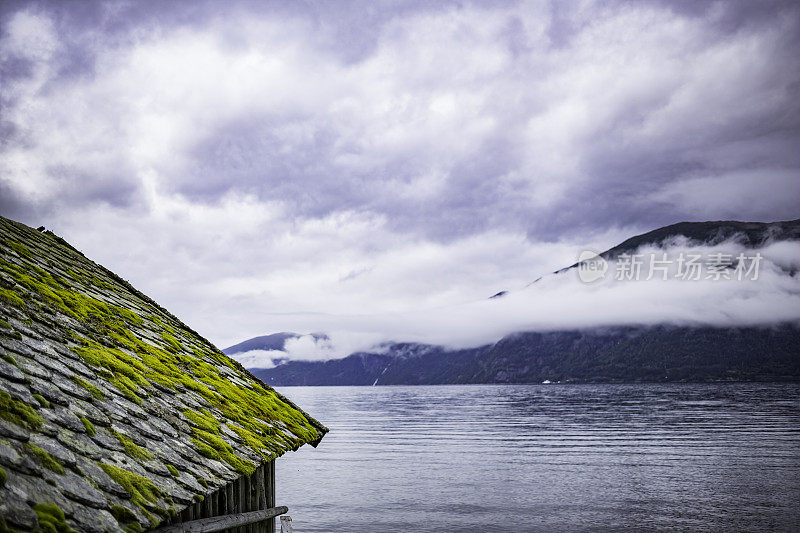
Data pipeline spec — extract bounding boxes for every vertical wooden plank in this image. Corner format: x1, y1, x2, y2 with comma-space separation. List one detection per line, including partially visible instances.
256, 465, 266, 533
231, 478, 239, 514
250, 467, 257, 533
268, 461, 275, 508
253, 467, 262, 533
225, 482, 234, 533
256, 465, 265, 511
244, 471, 252, 533
230, 478, 238, 533
256, 466, 264, 533
203, 489, 212, 519
266, 461, 275, 533
238, 479, 242, 533
238, 476, 246, 533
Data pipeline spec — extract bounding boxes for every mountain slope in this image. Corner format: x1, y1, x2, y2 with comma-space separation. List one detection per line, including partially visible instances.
223, 332, 300, 354
557, 218, 800, 273
253, 325, 800, 385
252, 344, 485, 386
601, 219, 800, 257
245, 219, 800, 386
223, 332, 328, 356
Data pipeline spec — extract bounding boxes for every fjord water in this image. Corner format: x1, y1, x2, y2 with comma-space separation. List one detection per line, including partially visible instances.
275, 384, 800, 532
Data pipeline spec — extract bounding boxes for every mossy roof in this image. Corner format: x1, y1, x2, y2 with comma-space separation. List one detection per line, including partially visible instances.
0, 216, 327, 532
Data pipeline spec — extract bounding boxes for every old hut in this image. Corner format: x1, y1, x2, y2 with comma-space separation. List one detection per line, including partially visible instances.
0, 216, 327, 532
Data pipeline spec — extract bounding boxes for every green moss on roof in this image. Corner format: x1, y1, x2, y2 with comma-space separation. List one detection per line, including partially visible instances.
190, 428, 255, 476
161, 331, 181, 353
109, 374, 144, 405
90, 275, 114, 290
0, 288, 24, 307
99, 464, 166, 524
79, 416, 96, 436
0, 391, 44, 430
71, 320, 322, 453
33, 394, 51, 408
190, 438, 219, 461
0, 256, 141, 333
0, 466, 6, 488
110, 429, 153, 461
183, 409, 220, 434
73, 342, 148, 381
109, 504, 137, 523
33, 503, 77, 533
110, 505, 142, 533
24, 443, 65, 475
71, 375, 105, 400
8, 241, 31, 259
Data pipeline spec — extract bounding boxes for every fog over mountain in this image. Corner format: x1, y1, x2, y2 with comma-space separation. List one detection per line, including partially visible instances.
226, 220, 800, 369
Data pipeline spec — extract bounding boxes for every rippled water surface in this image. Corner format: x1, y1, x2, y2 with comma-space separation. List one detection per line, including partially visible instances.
274, 384, 800, 532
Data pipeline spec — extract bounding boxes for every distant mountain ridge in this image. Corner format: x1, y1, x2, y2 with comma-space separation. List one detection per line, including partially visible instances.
230, 219, 800, 385
223, 332, 327, 355
556, 218, 800, 274
223, 332, 300, 354
605, 219, 799, 254
252, 325, 800, 386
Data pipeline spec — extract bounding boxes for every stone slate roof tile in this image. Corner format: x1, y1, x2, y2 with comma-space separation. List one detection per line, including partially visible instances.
0, 215, 327, 532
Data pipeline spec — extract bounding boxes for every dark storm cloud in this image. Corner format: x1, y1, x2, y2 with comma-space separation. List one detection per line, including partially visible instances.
0, 179, 30, 221
1, 0, 799, 241
639, 0, 800, 32
177, 114, 371, 218
176, 110, 521, 240
0, 0, 469, 78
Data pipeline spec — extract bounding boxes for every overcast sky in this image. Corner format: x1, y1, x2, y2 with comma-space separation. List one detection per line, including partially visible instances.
1, 0, 799, 352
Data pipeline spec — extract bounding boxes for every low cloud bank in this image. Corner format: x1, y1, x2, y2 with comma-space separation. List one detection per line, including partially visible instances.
230, 349, 284, 369
231, 237, 800, 367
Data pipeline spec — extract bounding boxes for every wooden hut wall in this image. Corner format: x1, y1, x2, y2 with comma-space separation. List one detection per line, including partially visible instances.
162, 461, 276, 533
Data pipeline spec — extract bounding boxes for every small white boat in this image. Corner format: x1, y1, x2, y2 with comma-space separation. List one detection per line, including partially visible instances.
541, 379, 552, 384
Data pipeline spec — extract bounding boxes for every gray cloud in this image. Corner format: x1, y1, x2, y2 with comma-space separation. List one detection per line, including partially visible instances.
1, 0, 798, 347
3, 0, 798, 236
